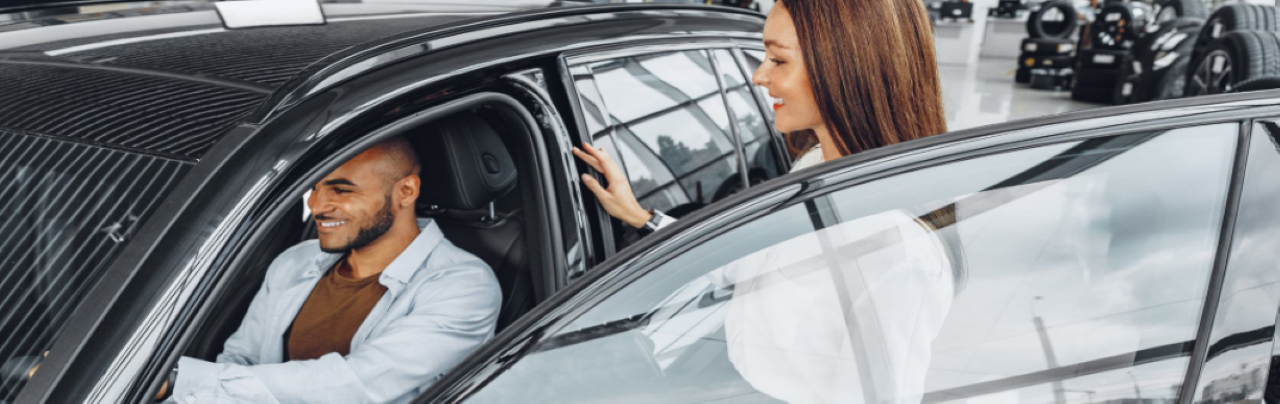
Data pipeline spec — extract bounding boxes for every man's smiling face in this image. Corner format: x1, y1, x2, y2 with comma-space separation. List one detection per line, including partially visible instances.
307, 145, 414, 253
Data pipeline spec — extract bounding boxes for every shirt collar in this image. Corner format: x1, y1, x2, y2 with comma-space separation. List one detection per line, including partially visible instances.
309, 218, 443, 286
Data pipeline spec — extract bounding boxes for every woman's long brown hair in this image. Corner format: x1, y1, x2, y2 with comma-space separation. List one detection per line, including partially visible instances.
779, 0, 954, 230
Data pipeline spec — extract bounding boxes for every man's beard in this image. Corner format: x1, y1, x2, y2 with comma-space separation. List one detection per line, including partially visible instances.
320, 193, 397, 253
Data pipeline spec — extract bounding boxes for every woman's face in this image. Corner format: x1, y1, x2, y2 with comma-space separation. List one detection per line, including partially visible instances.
752, 4, 824, 134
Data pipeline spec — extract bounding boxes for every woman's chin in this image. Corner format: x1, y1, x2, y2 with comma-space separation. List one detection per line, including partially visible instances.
773, 117, 810, 134
776, 125, 806, 134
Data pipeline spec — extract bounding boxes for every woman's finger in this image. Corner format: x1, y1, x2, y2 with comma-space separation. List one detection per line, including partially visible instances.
572, 147, 604, 172
584, 145, 626, 182
580, 174, 611, 199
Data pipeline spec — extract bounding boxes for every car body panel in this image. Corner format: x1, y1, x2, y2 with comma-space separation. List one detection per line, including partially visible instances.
4, 1, 1280, 402
416, 90, 1280, 403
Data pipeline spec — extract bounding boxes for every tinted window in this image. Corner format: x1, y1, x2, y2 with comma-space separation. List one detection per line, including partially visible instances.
463, 125, 1236, 403
712, 49, 786, 185
584, 50, 744, 214
0, 132, 188, 401
1197, 120, 1280, 402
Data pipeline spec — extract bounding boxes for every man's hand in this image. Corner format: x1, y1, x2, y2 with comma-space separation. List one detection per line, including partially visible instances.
572, 143, 653, 229
26, 351, 47, 379
155, 379, 169, 401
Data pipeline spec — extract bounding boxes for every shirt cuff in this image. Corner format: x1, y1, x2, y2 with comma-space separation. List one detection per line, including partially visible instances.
650, 210, 677, 231
174, 357, 219, 404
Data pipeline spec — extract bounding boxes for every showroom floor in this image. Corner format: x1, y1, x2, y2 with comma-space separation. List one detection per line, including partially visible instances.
939, 56, 1103, 131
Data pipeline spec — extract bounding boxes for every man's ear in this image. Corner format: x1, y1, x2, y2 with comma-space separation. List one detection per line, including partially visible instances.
397, 175, 421, 209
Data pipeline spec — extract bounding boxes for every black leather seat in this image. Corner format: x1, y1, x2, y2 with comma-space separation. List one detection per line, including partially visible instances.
413, 112, 534, 332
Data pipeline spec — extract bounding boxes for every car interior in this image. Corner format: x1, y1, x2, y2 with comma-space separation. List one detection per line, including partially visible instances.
184, 102, 554, 362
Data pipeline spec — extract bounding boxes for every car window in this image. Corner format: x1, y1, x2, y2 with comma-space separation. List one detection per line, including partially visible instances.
1195, 119, 1280, 402
582, 50, 745, 215
461, 124, 1237, 403
0, 132, 188, 402
741, 49, 769, 105
712, 49, 786, 186
570, 64, 686, 218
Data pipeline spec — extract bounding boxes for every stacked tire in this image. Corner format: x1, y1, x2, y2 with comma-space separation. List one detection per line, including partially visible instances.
1184, 4, 1280, 96
1131, 17, 1204, 101
1151, 0, 1206, 26
1073, 48, 1139, 103
1073, 1, 1153, 104
1230, 77, 1280, 93
1018, 38, 1076, 83
1018, 0, 1077, 85
1089, 1, 1152, 50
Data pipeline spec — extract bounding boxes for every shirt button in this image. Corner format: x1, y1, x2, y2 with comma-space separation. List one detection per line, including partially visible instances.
185, 394, 196, 403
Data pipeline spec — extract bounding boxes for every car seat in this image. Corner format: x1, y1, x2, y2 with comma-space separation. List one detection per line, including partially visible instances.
412, 112, 534, 332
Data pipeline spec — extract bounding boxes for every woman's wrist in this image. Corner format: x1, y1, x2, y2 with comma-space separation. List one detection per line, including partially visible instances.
625, 207, 653, 229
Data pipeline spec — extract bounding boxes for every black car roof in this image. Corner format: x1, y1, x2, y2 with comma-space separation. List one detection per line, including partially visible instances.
0, 1, 758, 160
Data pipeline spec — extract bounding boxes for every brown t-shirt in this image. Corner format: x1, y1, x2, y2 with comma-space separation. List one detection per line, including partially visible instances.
287, 259, 388, 361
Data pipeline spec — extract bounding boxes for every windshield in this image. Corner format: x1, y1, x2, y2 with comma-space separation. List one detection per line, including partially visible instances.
0, 131, 189, 402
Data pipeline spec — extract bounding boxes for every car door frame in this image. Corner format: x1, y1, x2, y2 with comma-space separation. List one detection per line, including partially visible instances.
414, 92, 1280, 403
22, 62, 573, 404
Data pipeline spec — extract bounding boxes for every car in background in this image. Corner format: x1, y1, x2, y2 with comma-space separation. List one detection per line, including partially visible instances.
0, 1, 1279, 403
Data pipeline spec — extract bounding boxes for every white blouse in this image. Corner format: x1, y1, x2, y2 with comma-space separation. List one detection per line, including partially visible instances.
790, 144, 825, 172
646, 143, 954, 403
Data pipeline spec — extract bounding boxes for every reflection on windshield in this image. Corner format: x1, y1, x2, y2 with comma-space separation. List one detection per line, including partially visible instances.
467, 125, 1239, 404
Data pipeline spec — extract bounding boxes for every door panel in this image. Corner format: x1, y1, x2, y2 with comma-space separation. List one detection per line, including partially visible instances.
458, 124, 1240, 404
1199, 119, 1280, 404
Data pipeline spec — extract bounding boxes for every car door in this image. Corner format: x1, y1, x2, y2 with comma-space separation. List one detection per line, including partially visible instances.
1189, 117, 1280, 403
563, 44, 789, 255
417, 108, 1280, 403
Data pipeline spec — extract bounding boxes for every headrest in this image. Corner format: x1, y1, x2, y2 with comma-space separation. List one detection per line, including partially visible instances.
415, 112, 517, 210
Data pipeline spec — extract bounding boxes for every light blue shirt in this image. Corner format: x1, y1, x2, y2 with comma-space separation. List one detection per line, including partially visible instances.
172, 219, 501, 404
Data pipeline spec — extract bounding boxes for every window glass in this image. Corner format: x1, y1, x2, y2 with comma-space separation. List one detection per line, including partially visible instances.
742, 49, 769, 103
587, 50, 743, 216
1198, 120, 1280, 403
0, 132, 188, 402
714, 49, 785, 184
572, 63, 682, 210
614, 125, 686, 212
464, 125, 1236, 403
569, 65, 610, 138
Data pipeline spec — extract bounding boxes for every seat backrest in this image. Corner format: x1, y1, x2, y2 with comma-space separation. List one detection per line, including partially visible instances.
413, 112, 534, 331
431, 208, 530, 331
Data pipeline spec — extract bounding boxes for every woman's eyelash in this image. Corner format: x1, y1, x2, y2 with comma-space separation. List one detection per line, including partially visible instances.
770, 58, 784, 64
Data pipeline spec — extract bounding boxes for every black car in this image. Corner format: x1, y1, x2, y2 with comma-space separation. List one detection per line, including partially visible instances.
1, 1, 1279, 403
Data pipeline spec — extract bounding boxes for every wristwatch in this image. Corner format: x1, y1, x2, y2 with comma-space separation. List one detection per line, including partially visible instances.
637, 209, 673, 236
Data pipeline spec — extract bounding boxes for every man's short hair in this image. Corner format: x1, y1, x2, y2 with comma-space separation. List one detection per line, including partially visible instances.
379, 136, 421, 178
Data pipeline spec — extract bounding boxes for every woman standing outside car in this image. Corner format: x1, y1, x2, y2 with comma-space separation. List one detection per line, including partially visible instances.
574, 0, 958, 402
573, 0, 950, 232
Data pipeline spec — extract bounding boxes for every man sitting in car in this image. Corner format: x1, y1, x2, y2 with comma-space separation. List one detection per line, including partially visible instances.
162, 137, 502, 403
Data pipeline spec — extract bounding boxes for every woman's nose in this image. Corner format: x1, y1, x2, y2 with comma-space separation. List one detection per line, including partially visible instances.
751, 65, 768, 88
